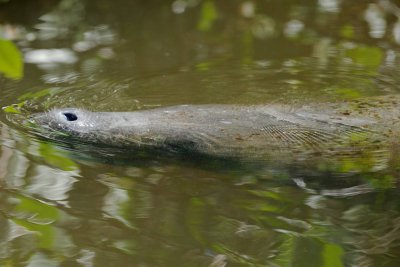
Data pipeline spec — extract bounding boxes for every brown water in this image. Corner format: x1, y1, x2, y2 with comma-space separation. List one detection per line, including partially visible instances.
1, 0, 400, 266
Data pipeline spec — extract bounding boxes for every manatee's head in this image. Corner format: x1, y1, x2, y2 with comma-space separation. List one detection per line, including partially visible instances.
30, 108, 100, 138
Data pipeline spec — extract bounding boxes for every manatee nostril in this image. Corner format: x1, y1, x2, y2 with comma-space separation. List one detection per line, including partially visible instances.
63, 112, 78, 121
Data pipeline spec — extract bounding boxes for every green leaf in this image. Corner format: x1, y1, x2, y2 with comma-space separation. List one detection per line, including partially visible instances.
345, 46, 383, 68
3, 88, 57, 114
14, 195, 59, 221
2, 101, 26, 114
197, 0, 218, 32
340, 24, 354, 39
323, 243, 344, 267
13, 218, 55, 249
13, 195, 60, 249
39, 143, 78, 171
18, 88, 52, 101
274, 235, 296, 266
195, 62, 210, 71
335, 88, 361, 99
0, 39, 23, 79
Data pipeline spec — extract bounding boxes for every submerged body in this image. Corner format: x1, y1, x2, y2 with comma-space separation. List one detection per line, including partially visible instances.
30, 95, 400, 166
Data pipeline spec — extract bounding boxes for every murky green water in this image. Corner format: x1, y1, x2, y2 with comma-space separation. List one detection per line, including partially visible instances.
2, 0, 400, 266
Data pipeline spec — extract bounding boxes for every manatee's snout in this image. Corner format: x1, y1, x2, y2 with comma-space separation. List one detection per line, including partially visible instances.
30, 108, 96, 136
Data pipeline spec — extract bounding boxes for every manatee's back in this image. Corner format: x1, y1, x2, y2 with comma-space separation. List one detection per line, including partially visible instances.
134, 104, 377, 162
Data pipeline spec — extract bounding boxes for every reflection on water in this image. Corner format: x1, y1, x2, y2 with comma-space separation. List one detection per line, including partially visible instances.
2, 0, 400, 266
2, 124, 400, 266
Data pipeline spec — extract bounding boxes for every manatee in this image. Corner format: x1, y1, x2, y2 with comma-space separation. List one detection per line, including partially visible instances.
29, 95, 400, 168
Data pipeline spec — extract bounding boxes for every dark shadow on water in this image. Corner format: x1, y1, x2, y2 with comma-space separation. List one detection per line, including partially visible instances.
27, 128, 389, 193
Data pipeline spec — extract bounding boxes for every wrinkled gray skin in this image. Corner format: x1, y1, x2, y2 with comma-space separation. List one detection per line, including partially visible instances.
31, 97, 399, 162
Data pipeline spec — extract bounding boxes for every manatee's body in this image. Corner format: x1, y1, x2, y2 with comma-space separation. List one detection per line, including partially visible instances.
30, 95, 400, 165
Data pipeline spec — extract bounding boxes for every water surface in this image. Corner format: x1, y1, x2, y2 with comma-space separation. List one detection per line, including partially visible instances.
1, 0, 400, 266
